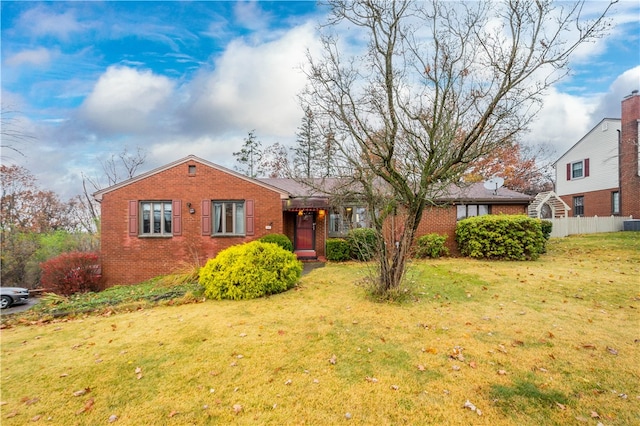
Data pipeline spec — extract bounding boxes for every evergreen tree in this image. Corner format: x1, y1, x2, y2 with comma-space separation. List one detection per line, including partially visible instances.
233, 130, 264, 178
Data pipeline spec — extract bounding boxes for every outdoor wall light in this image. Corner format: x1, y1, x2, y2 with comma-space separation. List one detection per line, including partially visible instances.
187, 202, 196, 214
318, 209, 325, 218
298, 210, 304, 216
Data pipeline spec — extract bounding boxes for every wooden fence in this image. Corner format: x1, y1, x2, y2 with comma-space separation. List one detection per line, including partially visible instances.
548, 215, 633, 238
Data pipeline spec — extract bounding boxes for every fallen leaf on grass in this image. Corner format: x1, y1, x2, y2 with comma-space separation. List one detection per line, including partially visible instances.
168, 410, 179, 418
606, 347, 618, 355
391, 385, 399, 390
108, 414, 118, 423
417, 364, 426, 371
21, 396, 39, 405
232, 404, 242, 414
73, 388, 90, 397
556, 402, 567, 410
469, 361, 477, 369
581, 344, 597, 350
30, 415, 42, 422
76, 398, 94, 415
135, 367, 143, 379
463, 400, 482, 416
5, 410, 18, 419
329, 354, 337, 365
590, 411, 600, 418
365, 377, 378, 383
497, 370, 507, 375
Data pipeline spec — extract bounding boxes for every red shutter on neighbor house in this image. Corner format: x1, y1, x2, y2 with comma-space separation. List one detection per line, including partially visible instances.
172, 200, 182, 236
128, 200, 138, 236
566, 163, 571, 181
201, 200, 211, 235
245, 199, 254, 236
584, 158, 590, 177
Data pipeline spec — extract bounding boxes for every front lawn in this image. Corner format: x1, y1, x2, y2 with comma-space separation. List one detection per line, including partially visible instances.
1, 233, 638, 424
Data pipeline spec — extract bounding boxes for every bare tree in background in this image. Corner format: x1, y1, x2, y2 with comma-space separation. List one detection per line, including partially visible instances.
302, 0, 615, 295
1, 106, 34, 159
80, 147, 147, 233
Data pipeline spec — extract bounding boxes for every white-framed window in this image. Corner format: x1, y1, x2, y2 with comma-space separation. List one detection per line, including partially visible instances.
456, 204, 490, 221
141, 201, 172, 235
567, 158, 589, 180
612, 191, 620, 215
213, 201, 245, 235
571, 161, 584, 179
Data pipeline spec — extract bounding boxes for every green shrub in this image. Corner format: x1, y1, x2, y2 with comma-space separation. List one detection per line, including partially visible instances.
540, 220, 553, 240
346, 228, 378, 261
259, 233, 294, 252
326, 238, 351, 261
199, 241, 302, 300
414, 233, 449, 259
455, 215, 545, 260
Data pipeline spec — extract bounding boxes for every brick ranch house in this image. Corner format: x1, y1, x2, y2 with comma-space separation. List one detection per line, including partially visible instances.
94, 155, 532, 287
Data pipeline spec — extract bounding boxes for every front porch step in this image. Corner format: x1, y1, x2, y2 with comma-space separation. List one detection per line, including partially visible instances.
294, 250, 317, 260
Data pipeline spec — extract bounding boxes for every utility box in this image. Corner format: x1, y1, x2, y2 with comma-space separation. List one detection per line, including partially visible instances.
623, 220, 640, 231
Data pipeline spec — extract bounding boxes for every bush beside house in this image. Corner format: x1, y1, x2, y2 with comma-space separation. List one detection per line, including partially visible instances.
414, 233, 449, 259
259, 234, 294, 252
40, 251, 102, 296
199, 241, 302, 300
455, 215, 546, 260
326, 238, 351, 261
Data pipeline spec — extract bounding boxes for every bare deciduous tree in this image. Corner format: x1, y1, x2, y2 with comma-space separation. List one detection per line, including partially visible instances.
302, 0, 615, 295
80, 147, 148, 233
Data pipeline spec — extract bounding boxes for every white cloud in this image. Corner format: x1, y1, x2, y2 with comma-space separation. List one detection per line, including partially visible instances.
5, 47, 53, 67
183, 22, 318, 138
524, 88, 596, 156
591, 66, 640, 120
18, 6, 84, 40
80, 66, 175, 134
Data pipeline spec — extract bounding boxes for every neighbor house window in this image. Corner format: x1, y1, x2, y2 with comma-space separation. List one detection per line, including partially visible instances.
567, 159, 589, 180
612, 191, 620, 215
456, 204, 490, 221
328, 206, 370, 237
573, 196, 584, 216
141, 201, 172, 235
213, 201, 245, 235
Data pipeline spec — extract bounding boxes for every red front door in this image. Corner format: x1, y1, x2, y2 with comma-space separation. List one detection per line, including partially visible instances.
295, 212, 315, 251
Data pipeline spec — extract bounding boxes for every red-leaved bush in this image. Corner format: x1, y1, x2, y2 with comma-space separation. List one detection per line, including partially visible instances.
40, 251, 102, 295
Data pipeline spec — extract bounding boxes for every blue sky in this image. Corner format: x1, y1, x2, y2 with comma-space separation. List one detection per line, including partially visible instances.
1, 1, 639, 199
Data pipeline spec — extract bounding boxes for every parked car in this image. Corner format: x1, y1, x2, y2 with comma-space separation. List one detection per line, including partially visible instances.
0, 287, 30, 309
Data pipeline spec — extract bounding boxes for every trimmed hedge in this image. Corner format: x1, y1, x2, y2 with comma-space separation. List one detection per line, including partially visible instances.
259, 233, 294, 252
346, 228, 378, 261
414, 233, 449, 259
199, 241, 302, 300
326, 238, 351, 261
455, 215, 546, 260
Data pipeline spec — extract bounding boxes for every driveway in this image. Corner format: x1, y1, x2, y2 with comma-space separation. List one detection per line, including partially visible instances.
2, 297, 39, 315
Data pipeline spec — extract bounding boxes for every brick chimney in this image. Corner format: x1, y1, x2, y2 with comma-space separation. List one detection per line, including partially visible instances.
620, 90, 640, 218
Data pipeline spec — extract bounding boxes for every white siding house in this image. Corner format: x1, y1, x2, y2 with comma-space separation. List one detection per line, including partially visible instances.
554, 118, 621, 216
555, 118, 620, 195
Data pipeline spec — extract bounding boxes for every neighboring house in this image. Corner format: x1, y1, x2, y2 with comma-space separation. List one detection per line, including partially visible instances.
554, 117, 621, 217
95, 155, 532, 287
554, 91, 640, 218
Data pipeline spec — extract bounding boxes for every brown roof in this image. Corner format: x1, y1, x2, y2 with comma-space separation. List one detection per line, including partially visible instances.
435, 182, 533, 204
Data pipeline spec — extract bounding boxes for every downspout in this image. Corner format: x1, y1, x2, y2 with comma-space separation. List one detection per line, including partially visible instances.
617, 129, 622, 215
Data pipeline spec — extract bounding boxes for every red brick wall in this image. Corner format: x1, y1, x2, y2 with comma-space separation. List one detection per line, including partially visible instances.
100, 160, 286, 286
559, 188, 620, 217
620, 92, 640, 218
412, 203, 528, 254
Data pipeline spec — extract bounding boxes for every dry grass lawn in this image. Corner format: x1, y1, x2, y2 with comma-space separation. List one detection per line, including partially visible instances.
1, 233, 639, 425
